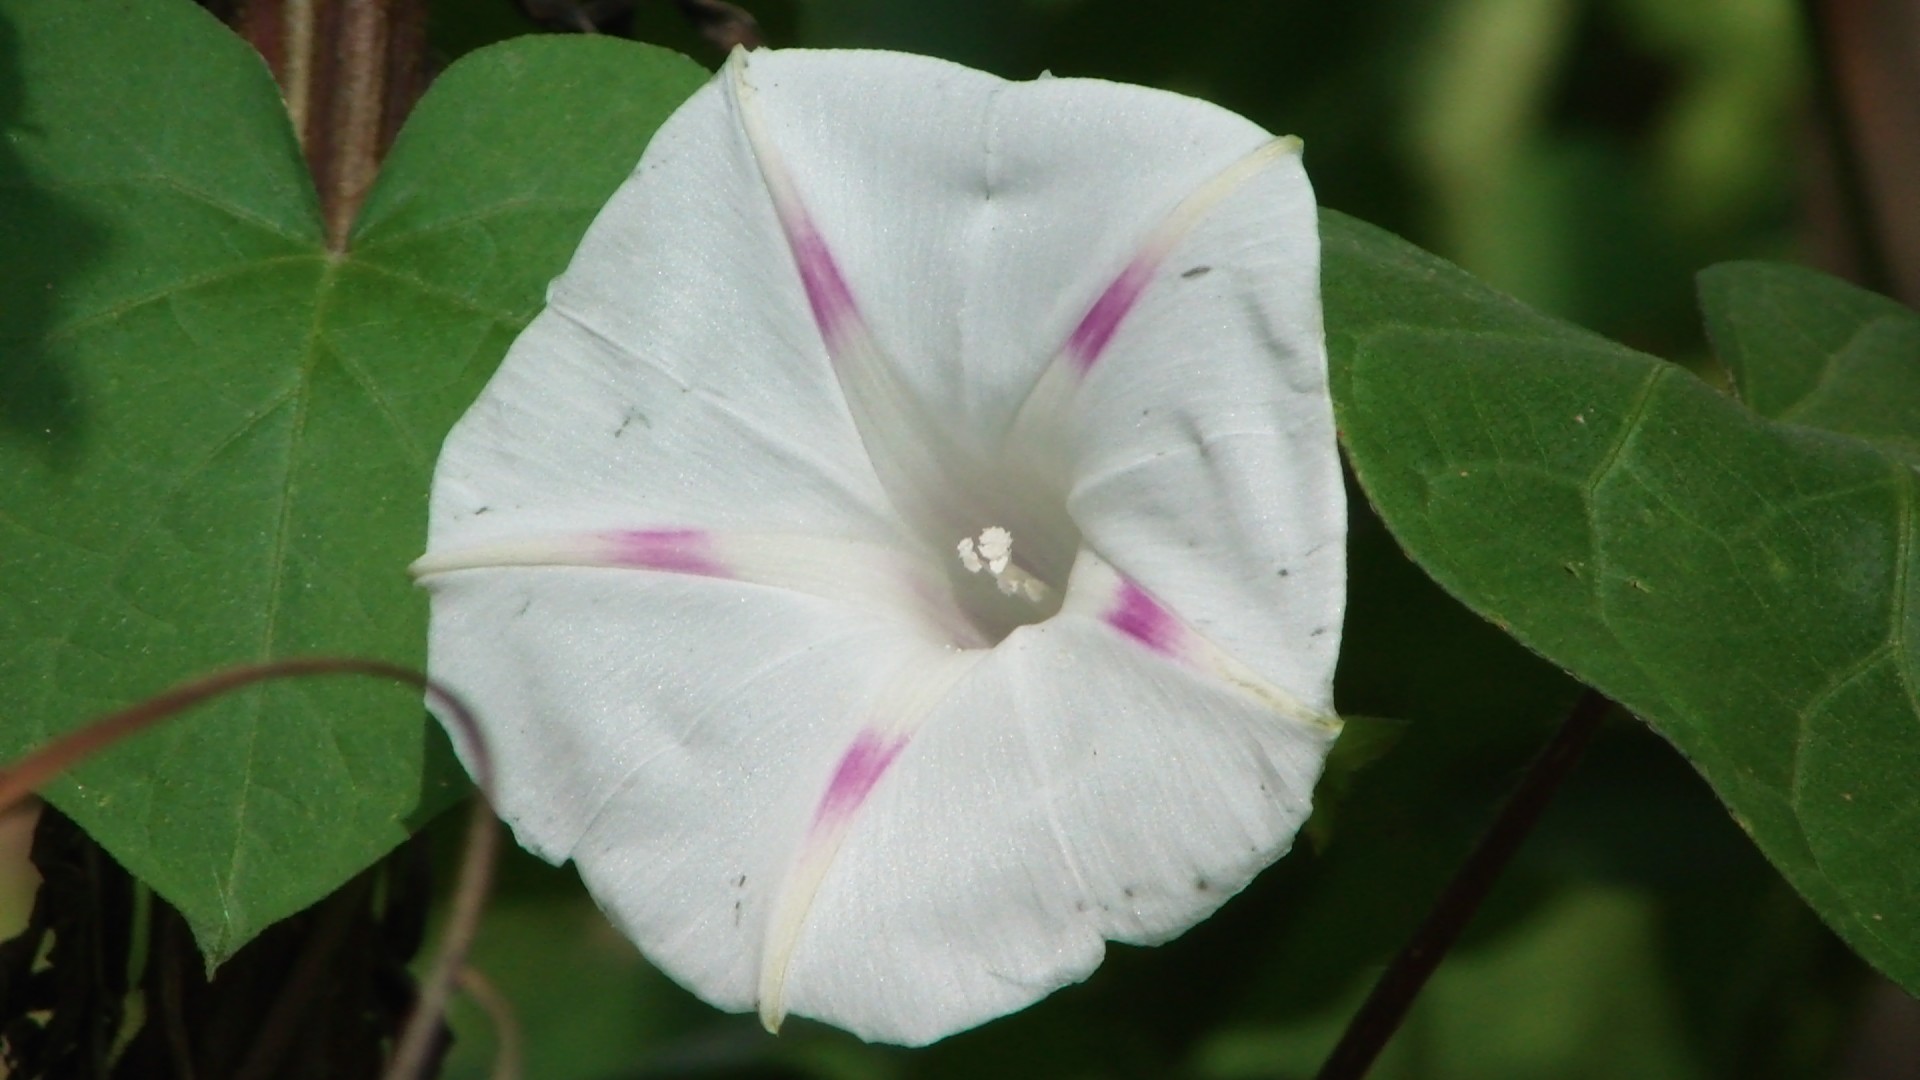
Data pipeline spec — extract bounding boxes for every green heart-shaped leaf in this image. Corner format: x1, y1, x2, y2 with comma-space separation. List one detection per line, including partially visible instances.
1324, 211, 1920, 993
0, 0, 705, 962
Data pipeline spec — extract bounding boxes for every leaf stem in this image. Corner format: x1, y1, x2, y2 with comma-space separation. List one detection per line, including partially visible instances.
454, 966, 525, 1080
1800, 0, 1898, 301
1313, 688, 1613, 1080
672, 0, 764, 49
235, 0, 429, 252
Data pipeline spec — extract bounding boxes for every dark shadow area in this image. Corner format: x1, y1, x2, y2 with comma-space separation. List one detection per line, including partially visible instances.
4, 808, 440, 1079
0, 8, 112, 469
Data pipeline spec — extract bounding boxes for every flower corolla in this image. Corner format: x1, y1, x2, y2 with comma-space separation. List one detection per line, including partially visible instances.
413, 47, 1346, 1046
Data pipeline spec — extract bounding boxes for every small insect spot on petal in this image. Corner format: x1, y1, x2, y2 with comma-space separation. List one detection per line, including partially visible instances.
615, 409, 651, 437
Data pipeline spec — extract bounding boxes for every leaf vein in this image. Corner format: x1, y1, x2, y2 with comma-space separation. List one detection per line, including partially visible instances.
1773, 314, 1900, 423
218, 266, 332, 910
40, 174, 316, 247
354, 196, 609, 250
329, 342, 428, 472
348, 260, 525, 325
1582, 364, 1665, 500
1890, 465, 1919, 722
8, 255, 320, 346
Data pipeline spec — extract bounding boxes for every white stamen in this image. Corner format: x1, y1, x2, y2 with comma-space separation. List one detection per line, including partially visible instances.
955, 526, 1054, 605
977, 527, 1012, 575
957, 537, 982, 574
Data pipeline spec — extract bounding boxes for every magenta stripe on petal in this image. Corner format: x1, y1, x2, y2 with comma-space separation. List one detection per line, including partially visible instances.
603, 529, 729, 577
787, 219, 861, 348
1067, 259, 1156, 374
812, 730, 908, 828
1107, 578, 1184, 656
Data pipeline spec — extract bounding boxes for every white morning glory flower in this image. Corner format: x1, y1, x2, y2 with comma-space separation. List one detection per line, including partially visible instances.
412, 47, 1345, 1046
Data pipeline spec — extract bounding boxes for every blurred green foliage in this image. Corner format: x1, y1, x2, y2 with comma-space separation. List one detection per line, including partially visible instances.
412, 4, 1866, 1079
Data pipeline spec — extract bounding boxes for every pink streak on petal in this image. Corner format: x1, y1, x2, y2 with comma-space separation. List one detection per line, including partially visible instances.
602, 528, 730, 577
785, 216, 860, 350
811, 730, 908, 829
1107, 578, 1184, 656
1067, 259, 1156, 375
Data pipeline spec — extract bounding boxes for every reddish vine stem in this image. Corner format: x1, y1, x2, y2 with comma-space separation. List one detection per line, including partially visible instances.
1801, 0, 1897, 300
386, 757, 498, 1080
456, 966, 525, 1080
1313, 689, 1613, 1080
672, 0, 763, 49
236, 0, 429, 252
0, 658, 500, 1080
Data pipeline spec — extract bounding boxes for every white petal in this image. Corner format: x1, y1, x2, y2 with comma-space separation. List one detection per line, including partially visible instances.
730, 49, 1279, 458
423, 565, 974, 1008
1056, 141, 1344, 715
425, 61, 905, 562
1059, 551, 1334, 726
774, 605, 1337, 1045
729, 55, 978, 545
413, 526, 984, 645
